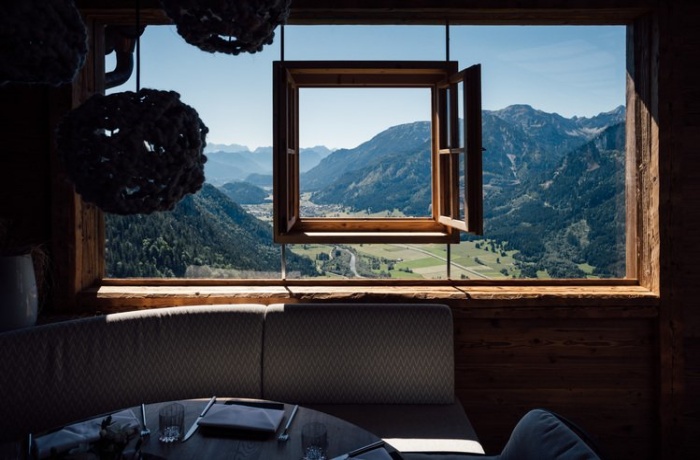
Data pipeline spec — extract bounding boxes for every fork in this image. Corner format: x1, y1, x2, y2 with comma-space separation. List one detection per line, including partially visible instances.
277, 404, 299, 442
140, 404, 151, 437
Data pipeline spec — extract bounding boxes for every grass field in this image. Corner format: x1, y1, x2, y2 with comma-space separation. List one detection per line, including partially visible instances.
247, 199, 559, 280
287, 239, 522, 280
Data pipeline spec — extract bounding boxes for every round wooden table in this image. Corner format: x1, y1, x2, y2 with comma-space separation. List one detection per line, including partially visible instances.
137, 398, 390, 460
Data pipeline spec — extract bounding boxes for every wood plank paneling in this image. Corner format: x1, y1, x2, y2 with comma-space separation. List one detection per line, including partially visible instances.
684, 338, 700, 458
454, 317, 657, 459
454, 321, 655, 365
677, 3, 700, 459
0, 86, 52, 247
48, 17, 106, 310
76, 0, 657, 24
286, 0, 654, 24
462, 388, 654, 458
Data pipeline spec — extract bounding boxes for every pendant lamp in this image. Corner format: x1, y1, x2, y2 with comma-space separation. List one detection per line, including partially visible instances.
56, 89, 209, 215
0, 0, 87, 86
160, 0, 291, 55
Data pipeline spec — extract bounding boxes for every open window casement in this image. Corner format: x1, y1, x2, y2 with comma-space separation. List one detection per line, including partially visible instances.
273, 61, 483, 244
274, 65, 300, 234
437, 64, 483, 235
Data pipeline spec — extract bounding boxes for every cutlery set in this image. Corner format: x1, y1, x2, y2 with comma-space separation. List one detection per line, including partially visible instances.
139, 398, 383, 459
329, 440, 386, 460
277, 404, 299, 441
182, 396, 217, 442
140, 404, 151, 437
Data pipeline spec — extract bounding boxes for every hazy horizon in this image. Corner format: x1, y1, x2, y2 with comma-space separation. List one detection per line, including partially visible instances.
203, 102, 626, 153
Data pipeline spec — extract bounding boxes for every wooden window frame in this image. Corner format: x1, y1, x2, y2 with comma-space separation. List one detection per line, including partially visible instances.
273, 60, 483, 244
51, 7, 660, 310
436, 64, 483, 235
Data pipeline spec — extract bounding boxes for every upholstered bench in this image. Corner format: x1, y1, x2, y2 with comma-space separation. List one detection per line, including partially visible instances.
262, 303, 483, 455
0, 304, 266, 442
0, 302, 482, 455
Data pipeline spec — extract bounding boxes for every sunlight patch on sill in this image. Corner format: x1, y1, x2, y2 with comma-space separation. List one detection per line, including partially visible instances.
77, 283, 660, 315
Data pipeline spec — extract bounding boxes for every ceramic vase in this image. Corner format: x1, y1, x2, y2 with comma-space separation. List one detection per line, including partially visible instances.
0, 253, 38, 332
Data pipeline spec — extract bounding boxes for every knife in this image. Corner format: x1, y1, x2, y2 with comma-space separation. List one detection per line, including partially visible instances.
330, 440, 385, 460
182, 396, 217, 442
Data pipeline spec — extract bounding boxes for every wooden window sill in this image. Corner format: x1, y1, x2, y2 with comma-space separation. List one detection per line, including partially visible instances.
76, 283, 660, 317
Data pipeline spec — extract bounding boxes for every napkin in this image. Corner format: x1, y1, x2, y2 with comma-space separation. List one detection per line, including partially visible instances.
197, 404, 285, 433
34, 409, 140, 459
351, 447, 394, 460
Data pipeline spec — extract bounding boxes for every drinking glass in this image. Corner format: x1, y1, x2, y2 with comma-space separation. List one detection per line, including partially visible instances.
158, 403, 185, 443
301, 422, 327, 460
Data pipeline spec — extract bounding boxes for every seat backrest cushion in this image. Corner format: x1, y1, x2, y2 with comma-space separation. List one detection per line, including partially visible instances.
499, 409, 602, 460
262, 303, 455, 404
0, 305, 266, 442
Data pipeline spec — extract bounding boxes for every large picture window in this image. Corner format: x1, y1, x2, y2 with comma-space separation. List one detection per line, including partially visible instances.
83, 21, 634, 284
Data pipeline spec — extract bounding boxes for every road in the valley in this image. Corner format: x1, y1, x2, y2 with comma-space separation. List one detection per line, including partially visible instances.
392, 244, 491, 280
330, 246, 362, 278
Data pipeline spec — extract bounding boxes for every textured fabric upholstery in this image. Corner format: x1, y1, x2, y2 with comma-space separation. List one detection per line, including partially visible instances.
0, 305, 266, 442
1, 302, 471, 450
437, 409, 603, 460
262, 303, 455, 404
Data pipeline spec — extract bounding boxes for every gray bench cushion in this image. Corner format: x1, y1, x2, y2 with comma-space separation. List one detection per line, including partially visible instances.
262, 303, 455, 404
0, 305, 265, 441
409, 409, 602, 460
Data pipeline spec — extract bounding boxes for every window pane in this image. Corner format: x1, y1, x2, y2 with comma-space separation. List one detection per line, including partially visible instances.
284, 25, 444, 61
104, 24, 626, 280
451, 25, 627, 278
287, 244, 448, 280
104, 25, 283, 279
298, 87, 433, 219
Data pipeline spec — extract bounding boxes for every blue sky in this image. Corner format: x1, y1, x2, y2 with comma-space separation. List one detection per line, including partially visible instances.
110, 25, 626, 150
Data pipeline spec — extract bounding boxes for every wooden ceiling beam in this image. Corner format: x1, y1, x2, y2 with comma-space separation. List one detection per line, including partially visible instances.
76, 0, 655, 25
288, 0, 654, 25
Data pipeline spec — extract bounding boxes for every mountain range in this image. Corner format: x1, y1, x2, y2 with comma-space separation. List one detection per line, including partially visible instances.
314, 104, 624, 189
204, 145, 333, 186
299, 104, 626, 277
105, 183, 315, 277
106, 104, 627, 279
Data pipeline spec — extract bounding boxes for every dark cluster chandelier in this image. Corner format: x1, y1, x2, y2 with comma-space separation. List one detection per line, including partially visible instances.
57, 89, 209, 215
0, 0, 87, 86
160, 0, 291, 55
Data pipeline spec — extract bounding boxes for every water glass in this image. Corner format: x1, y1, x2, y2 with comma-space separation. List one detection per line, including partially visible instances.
301, 422, 327, 460
158, 403, 185, 443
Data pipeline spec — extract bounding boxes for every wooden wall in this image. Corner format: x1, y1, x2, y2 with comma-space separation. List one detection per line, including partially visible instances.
2, 1, 698, 459
677, 2, 700, 459
453, 314, 657, 458
0, 86, 53, 249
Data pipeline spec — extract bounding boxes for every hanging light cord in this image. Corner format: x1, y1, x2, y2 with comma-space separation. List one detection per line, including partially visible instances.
280, 24, 285, 62
445, 20, 450, 62
135, 0, 141, 91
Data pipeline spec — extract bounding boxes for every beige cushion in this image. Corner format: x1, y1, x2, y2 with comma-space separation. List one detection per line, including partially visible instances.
262, 303, 455, 404
0, 305, 266, 441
